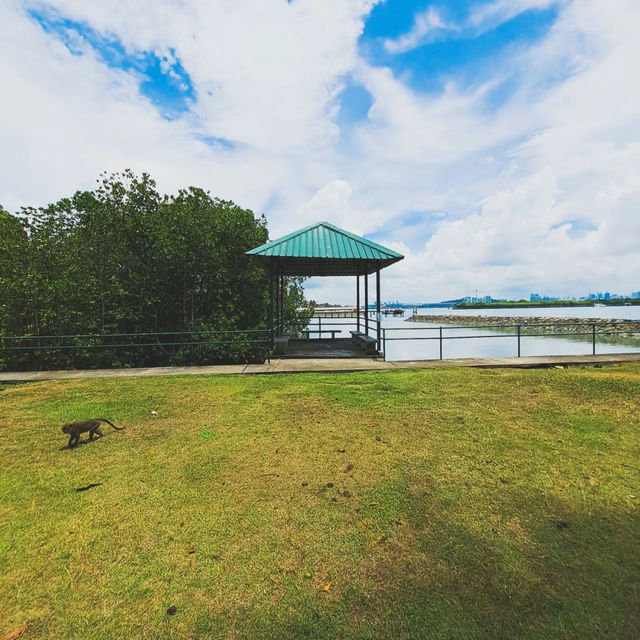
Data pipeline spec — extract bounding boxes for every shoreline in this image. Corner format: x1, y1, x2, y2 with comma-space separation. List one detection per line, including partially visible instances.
407, 314, 640, 337
454, 300, 640, 309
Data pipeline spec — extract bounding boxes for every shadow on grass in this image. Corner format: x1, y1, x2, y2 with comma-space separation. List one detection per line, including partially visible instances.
59, 429, 122, 451
190, 483, 639, 640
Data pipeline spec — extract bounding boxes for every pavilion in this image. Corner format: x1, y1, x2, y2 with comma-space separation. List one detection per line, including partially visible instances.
246, 222, 404, 357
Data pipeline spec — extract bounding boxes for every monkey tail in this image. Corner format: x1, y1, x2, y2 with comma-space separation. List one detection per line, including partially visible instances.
96, 418, 125, 430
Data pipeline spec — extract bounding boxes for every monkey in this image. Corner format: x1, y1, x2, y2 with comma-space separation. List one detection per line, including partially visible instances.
62, 418, 124, 448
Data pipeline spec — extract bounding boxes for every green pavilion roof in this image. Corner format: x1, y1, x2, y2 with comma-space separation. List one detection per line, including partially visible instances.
246, 222, 404, 276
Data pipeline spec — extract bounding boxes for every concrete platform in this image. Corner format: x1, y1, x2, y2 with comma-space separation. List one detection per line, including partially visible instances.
282, 338, 364, 359
1, 353, 639, 383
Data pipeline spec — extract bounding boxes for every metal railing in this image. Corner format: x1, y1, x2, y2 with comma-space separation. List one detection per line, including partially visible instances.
380, 322, 640, 361
303, 314, 381, 340
0, 328, 274, 371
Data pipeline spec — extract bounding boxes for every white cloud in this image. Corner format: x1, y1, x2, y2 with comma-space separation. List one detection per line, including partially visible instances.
468, 0, 560, 32
383, 7, 450, 55
318, 0, 640, 303
1, 0, 639, 305
293, 180, 386, 238
382, 0, 560, 57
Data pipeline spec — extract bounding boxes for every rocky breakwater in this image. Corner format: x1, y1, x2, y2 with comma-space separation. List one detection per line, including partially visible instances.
407, 315, 640, 337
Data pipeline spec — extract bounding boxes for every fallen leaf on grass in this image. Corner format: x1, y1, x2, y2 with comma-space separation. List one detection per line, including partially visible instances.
188, 548, 196, 554
1, 624, 27, 640
322, 582, 331, 592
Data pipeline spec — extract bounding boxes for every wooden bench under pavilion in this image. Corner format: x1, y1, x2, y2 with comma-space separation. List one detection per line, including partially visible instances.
246, 222, 403, 358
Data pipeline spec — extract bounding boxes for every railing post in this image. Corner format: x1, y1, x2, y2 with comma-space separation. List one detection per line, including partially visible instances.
376, 269, 381, 348
382, 327, 386, 361
356, 275, 360, 332
319, 315, 322, 338
517, 325, 521, 357
279, 274, 284, 336
364, 274, 369, 336
439, 326, 443, 360
592, 323, 596, 355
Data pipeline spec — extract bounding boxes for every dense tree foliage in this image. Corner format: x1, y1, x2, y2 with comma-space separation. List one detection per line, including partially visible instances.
0, 171, 307, 370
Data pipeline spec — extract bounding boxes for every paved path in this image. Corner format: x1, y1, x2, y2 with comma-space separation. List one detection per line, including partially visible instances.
1, 353, 639, 383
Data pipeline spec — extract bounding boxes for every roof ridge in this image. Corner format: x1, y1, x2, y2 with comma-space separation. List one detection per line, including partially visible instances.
317, 222, 403, 259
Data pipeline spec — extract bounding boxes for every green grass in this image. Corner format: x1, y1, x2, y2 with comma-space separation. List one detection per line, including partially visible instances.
1, 365, 639, 639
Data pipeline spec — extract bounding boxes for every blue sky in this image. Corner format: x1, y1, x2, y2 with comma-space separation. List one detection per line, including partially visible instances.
2, 0, 639, 302
361, 0, 559, 92
27, 5, 196, 120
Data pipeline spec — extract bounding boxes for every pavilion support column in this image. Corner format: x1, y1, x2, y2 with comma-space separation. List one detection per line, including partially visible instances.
376, 269, 381, 347
274, 271, 279, 336
356, 275, 360, 332
268, 263, 274, 349
279, 274, 284, 336
364, 273, 369, 335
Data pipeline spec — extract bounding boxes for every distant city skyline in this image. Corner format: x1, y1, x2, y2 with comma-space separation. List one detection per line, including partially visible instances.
331, 290, 640, 307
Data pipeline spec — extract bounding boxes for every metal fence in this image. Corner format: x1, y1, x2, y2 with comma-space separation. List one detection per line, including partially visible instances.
0, 328, 273, 371
3, 320, 637, 370
380, 322, 640, 361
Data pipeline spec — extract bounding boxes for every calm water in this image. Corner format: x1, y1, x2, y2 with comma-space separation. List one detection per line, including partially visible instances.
308, 306, 640, 361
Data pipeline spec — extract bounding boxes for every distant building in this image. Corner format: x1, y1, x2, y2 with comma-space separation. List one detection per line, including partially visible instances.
632, 291, 640, 299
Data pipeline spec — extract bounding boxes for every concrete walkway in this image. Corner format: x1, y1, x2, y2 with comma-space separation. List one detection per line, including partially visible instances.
1, 353, 639, 383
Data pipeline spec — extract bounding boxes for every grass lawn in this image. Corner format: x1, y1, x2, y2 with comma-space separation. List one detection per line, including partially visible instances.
1, 365, 639, 639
